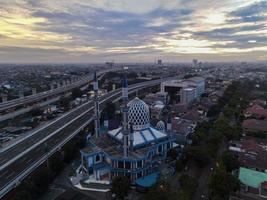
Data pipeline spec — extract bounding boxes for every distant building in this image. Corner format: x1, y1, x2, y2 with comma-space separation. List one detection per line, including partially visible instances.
161, 76, 205, 104
156, 92, 169, 105
157, 59, 162, 65
181, 87, 196, 104
150, 101, 165, 120
192, 59, 198, 67
143, 92, 169, 106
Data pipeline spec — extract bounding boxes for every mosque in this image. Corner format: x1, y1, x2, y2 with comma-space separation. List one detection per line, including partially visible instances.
80, 73, 177, 187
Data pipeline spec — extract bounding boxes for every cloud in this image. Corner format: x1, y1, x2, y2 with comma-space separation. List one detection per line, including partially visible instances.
0, 0, 266, 63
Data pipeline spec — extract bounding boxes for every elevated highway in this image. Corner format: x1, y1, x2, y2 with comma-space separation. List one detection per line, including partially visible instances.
0, 77, 173, 198
0, 68, 118, 113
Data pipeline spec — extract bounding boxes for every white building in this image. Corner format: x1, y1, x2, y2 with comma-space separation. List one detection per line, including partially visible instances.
161, 76, 205, 104
181, 87, 196, 104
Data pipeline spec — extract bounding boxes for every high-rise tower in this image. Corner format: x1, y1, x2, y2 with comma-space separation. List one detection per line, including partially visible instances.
122, 74, 129, 157
93, 72, 100, 138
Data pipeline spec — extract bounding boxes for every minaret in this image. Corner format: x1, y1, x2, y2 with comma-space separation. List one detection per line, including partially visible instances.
122, 74, 129, 158
129, 122, 134, 151
167, 114, 172, 132
93, 72, 100, 138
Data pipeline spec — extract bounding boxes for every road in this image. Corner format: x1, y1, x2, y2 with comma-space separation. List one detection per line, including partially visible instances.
0, 68, 119, 113
0, 78, 167, 198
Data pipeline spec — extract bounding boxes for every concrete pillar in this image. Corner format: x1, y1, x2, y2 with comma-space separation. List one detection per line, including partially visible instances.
19, 90, 24, 98
1, 93, 8, 102
32, 88, 37, 95
112, 84, 116, 91
50, 83, 54, 90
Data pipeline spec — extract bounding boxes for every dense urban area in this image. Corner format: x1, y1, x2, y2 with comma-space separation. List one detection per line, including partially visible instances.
0, 61, 267, 200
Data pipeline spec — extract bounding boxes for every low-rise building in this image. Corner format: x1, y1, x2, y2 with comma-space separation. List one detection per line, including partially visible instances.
229, 138, 267, 172
242, 119, 267, 134
244, 105, 267, 119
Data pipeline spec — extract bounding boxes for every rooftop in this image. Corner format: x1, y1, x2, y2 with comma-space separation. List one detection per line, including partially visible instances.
239, 167, 267, 188
242, 119, 267, 132
82, 134, 150, 159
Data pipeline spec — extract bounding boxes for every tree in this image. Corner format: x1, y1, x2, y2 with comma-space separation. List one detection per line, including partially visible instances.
220, 151, 240, 172
111, 176, 131, 200
175, 159, 184, 172
49, 152, 64, 174
209, 168, 240, 200
179, 174, 198, 190
144, 181, 170, 200
58, 96, 71, 110
103, 101, 116, 119
207, 104, 221, 117
186, 146, 210, 167
71, 88, 83, 99
167, 148, 178, 160
30, 107, 43, 116
224, 125, 241, 141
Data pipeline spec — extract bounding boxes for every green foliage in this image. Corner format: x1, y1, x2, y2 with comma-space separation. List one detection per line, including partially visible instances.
58, 96, 71, 109
103, 101, 116, 119
179, 174, 198, 191
63, 133, 85, 163
224, 125, 241, 141
49, 152, 64, 174
220, 151, 240, 172
175, 159, 184, 172
207, 104, 221, 117
167, 148, 178, 160
11, 132, 85, 200
144, 181, 171, 200
186, 146, 210, 167
13, 168, 53, 200
71, 88, 83, 99
30, 107, 43, 116
111, 176, 131, 200
209, 168, 240, 200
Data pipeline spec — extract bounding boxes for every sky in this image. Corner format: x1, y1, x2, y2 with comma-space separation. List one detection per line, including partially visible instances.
0, 0, 266, 63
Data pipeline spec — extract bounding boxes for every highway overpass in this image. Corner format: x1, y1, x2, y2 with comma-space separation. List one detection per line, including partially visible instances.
0, 68, 119, 114
0, 77, 173, 198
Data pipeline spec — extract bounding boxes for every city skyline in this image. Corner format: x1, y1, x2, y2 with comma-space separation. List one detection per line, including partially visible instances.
0, 0, 266, 63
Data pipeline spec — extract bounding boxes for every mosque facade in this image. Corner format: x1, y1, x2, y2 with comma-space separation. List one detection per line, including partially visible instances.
80, 74, 177, 184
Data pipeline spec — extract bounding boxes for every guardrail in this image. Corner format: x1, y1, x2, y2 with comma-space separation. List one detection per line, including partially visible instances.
0, 79, 164, 198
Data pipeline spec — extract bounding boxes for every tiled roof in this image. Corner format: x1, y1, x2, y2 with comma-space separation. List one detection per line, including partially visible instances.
245, 105, 267, 118
242, 119, 267, 132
